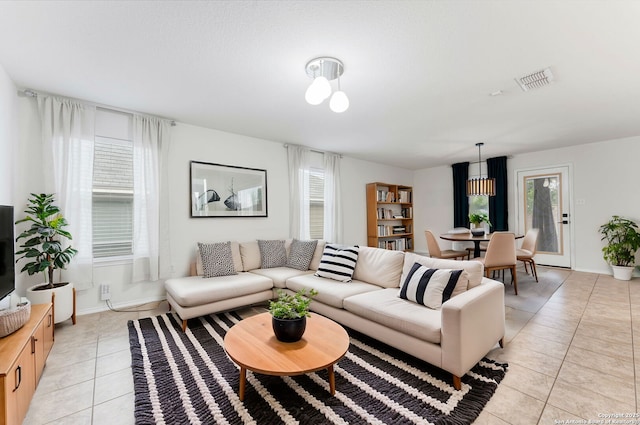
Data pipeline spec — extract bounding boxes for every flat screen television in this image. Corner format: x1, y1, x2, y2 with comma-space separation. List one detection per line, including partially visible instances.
0, 205, 15, 302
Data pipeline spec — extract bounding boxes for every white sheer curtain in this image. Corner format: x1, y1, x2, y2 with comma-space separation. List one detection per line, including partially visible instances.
287, 145, 311, 239
131, 116, 170, 282
37, 96, 95, 290
323, 152, 343, 243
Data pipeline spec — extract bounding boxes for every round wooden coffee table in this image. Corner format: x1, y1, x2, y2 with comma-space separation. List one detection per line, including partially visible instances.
224, 312, 349, 401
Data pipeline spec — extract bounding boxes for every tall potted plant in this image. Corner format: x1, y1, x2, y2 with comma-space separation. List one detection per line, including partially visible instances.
15, 193, 78, 323
599, 215, 640, 280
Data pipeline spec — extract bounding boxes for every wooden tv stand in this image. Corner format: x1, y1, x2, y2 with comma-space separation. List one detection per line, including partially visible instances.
0, 303, 54, 425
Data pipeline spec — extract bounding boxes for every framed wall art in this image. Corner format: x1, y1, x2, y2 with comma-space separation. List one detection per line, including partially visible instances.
190, 161, 268, 217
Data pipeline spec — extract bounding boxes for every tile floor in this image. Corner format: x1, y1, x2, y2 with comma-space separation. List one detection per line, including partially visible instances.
23, 266, 638, 424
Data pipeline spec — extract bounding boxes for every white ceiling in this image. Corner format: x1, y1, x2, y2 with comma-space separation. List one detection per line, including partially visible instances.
1, 1, 639, 169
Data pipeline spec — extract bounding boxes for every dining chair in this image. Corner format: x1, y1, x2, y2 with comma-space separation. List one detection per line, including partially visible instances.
474, 232, 518, 295
424, 230, 468, 260
516, 228, 540, 282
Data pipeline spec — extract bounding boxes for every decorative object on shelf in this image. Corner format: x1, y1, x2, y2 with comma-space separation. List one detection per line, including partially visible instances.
469, 212, 491, 236
15, 193, 77, 324
467, 142, 496, 196
304, 57, 349, 113
599, 215, 640, 280
0, 299, 30, 337
269, 288, 317, 342
190, 161, 268, 218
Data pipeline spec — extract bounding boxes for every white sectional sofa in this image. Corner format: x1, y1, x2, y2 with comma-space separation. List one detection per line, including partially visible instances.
164, 240, 505, 390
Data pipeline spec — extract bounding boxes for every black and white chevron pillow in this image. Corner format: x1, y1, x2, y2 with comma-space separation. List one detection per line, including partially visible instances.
315, 244, 359, 282
398, 263, 464, 309
197, 242, 237, 278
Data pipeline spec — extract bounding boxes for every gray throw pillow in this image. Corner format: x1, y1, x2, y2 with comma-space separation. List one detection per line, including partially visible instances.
198, 242, 237, 278
286, 239, 318, 271
257, 239, 287, 269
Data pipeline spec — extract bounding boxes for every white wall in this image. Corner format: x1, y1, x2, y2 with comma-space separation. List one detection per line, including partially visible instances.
0, 63, 17, 205
413, 137, 640, 275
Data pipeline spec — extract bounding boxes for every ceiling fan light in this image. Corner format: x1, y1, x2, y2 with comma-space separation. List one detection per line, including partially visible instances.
329, 90, 349, 113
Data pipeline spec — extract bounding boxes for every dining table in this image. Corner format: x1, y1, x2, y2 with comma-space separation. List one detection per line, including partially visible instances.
439, 232, 524, 258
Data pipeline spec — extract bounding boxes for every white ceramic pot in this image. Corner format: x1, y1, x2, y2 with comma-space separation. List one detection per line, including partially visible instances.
26, 282, 74, 324
611, 265, 634, 281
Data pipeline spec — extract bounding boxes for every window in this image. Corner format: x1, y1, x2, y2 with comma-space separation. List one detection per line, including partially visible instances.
308, 168, 324, 239
92, 109, 134, 259
468, 195, 488, 218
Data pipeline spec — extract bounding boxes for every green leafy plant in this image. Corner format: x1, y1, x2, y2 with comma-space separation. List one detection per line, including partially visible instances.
599, 215, 640, 267
15, 193, 78, 288
269, 289, 318, 319
469, 212, 491, 226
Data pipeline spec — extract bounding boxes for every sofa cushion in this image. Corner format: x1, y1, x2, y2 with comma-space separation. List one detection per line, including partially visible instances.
239, 241, 261, 271
251, 267, 313, 288
197, 242, 237, 277
352, 246, 405, 288
315, 244, 359, 282
308, 240, 326, 271
398, 263, 467, 309
286, 274, 380, 309
344, 288, 442, 344
164, 273, 273, 307
401, 252, 484, 295
196, 241, 243, 275
258, 239, 287, 268
286, 239, 318, 271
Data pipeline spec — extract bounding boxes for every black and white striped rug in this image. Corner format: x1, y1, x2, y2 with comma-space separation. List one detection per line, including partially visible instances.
128, 312, 507, 425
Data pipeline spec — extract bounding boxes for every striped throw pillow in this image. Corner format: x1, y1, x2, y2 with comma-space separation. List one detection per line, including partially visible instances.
398, 263, 465, 309
314, 244, 359, 282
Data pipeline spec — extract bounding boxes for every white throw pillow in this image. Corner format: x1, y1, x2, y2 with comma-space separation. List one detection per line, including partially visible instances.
398, 262, 466, 309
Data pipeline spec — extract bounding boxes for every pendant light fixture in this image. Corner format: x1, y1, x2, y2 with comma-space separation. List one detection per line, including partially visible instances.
467, 142, 496, 196
305, 57, 349, 113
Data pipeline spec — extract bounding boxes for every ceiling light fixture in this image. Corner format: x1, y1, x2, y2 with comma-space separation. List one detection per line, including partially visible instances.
467, 142, 496, 197
305, 57, 349, 113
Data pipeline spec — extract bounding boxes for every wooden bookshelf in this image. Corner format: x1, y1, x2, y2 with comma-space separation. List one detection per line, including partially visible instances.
366, 182, 414, 252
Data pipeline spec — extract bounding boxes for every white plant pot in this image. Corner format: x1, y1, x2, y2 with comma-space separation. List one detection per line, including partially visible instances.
611, 265, 634, 281
26, 282, 74, 324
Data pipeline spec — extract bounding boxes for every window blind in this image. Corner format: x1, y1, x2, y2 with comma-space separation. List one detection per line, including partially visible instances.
309, 169, 324, 239
92, 136, 134, 258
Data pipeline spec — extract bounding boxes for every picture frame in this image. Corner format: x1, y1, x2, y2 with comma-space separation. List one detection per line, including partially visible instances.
190, 161, 268, 217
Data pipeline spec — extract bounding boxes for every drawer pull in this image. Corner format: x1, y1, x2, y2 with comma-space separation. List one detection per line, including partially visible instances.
13, 366, 21, 392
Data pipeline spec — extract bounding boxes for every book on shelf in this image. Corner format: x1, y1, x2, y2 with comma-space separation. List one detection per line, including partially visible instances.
398, 190, 412, 203
401, 207, 413, 219
392, 226, 406, 234
376, 190, 395, 202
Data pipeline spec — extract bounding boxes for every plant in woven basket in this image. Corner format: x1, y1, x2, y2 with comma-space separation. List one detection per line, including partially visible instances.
15, 193, 77, 289
269, 289, 318, 319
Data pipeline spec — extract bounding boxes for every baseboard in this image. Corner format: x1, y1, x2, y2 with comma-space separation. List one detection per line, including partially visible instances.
77, 295, 167, 316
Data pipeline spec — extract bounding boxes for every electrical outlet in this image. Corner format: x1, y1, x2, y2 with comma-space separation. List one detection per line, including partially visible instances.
100, 284, 111, 301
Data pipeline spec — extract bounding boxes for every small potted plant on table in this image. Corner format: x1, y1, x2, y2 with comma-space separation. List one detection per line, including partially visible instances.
469, 212, 491, 236
599, 215, 640, 280
269, 289, 318, 342
15, 193, 78, 323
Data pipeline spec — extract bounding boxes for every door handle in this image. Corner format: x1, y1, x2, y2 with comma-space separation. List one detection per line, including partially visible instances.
557, 220, 569, 224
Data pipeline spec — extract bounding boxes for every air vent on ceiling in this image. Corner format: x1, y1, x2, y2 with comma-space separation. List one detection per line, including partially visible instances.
515, 67, 554, 92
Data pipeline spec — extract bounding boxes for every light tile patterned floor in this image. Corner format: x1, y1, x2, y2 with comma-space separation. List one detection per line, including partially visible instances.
23, 267, 638, 424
